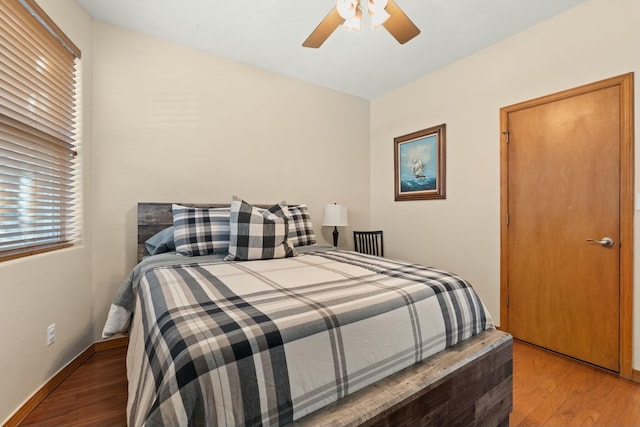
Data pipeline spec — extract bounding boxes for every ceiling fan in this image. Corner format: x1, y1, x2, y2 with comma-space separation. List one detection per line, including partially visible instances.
303, 0, 420, 48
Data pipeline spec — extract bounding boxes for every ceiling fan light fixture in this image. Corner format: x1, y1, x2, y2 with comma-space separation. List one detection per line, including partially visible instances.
336, 0, 357, 20
367, 0, 389, 13
343, 8, 362, 32
303, 0, 420, 48
369, 8, 390, 28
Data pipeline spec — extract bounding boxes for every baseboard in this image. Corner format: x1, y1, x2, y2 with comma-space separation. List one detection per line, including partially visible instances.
94, 334, 129, 352
2, 335, 129, 427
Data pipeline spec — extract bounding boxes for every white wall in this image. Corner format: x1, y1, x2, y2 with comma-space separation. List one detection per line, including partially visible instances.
5, 0, 640, 422
370, 0, 640, 368
90, 21, 371, 338
0, 0, 94, 423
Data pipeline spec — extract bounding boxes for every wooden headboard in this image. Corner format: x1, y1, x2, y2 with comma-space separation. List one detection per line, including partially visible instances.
137, 202, 276, 262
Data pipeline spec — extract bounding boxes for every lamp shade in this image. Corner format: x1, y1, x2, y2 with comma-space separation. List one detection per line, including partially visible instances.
342, 13, 362, 32
336, 0, 357, 19
368, 0, 389, 13
322, 204, 349, 227
369, 8, 390, 27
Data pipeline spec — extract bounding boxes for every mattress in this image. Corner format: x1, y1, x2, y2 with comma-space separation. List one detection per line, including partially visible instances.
111, 247, 492, 426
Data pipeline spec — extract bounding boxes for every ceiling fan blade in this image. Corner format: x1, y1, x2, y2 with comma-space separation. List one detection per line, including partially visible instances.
383, 0, 421, 44
302, 7, 345, 48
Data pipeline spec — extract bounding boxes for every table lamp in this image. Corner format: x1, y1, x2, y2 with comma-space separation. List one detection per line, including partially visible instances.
322, 203, 349, 247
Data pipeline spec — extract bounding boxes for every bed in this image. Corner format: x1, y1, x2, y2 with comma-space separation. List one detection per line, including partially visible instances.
103, 201, 512, 427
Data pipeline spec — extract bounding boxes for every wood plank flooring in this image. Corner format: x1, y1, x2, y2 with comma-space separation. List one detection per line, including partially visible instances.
511, 340, 640, 426
14, 339, 640, 426
18, 346, 127, 427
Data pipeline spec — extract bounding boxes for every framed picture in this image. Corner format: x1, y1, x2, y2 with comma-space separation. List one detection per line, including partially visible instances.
394, 123, 446, 201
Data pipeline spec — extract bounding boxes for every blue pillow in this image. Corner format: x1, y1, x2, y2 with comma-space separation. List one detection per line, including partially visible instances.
145, 226, 175, 255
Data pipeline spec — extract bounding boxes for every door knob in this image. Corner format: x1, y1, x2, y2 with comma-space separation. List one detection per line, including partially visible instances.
586, 237, 614, 247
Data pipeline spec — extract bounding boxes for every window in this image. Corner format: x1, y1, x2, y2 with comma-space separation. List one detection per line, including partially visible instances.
0, 0, 81, 261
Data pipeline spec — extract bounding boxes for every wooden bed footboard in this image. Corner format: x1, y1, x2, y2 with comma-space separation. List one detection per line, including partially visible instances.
292, 328, 512, 427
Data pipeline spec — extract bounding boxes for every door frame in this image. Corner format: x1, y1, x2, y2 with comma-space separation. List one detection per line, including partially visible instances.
500, 73, 634, 378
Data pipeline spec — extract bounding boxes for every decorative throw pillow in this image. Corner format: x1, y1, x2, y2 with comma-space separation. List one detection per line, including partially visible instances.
286, 204, 316, 247
172, 204, 231, 256
225, 199, 296, 261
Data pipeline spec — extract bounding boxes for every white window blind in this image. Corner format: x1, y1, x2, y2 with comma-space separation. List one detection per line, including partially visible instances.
0, 0, 81, 261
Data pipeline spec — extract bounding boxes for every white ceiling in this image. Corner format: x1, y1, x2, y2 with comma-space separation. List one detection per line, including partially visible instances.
75, 0, 587, 100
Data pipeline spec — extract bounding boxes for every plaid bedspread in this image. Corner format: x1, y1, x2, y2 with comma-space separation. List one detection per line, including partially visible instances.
126, 250, 492, 426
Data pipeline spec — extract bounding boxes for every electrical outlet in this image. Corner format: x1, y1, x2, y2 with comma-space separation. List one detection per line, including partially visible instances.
47, 323, 56, 346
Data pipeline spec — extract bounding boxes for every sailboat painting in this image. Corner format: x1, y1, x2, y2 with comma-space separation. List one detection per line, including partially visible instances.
400, 137, 436, 191
394, 124, 446, 201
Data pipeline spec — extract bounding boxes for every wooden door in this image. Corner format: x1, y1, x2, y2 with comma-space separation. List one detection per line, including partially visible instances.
500, 74, 634, 374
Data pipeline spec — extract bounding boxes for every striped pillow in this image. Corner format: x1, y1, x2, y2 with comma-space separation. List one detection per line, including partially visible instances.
286, 204, 316, 247
172, 204, 231, 256
224, 199, 296, 261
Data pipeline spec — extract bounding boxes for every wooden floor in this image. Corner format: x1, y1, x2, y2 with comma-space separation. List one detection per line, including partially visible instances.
511, 341, 640, 426
19, 346, 127, 427
15, 340, 640, 426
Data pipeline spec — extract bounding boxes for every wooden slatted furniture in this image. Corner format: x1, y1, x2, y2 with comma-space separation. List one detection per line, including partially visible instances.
353, 230, 384, 257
